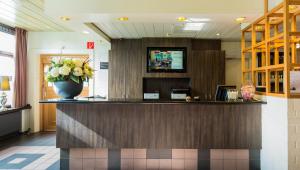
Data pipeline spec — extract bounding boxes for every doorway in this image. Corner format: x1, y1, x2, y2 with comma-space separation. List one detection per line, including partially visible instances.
39, 54, 89, 131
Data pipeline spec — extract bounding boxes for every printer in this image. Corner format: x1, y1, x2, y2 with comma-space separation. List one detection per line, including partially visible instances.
171, 88, 191, 100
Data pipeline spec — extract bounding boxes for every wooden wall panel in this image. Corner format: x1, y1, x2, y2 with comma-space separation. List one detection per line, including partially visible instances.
109, 38, 224, 99
56, 103, 262, 149
191, 51, 225, 100
108, 40, 126, 99
191, 39, 221, 51
124, 39, 143, 99
109, 39, 143, 99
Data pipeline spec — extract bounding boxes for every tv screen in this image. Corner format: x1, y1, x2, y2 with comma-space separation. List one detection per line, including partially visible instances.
147, 47, 187, 73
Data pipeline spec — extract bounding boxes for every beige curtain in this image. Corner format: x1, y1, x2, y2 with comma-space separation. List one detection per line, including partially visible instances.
13, 28, 27, 108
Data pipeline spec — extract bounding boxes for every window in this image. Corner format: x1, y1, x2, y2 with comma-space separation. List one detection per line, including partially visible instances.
0, 31, 15, 106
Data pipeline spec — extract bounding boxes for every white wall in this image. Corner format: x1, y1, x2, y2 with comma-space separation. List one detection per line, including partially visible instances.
27, 32, 110, 132
261, 96, 289, 170
221, 41, 242, 89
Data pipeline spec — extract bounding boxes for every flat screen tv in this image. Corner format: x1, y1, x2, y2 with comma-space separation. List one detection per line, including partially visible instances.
147, 47, 187, 73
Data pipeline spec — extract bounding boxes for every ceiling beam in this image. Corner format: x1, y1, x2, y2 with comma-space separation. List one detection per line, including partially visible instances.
85, 23, 111, 43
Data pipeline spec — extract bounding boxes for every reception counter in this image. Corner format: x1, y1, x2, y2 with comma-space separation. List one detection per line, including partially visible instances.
40, 99, 265, 150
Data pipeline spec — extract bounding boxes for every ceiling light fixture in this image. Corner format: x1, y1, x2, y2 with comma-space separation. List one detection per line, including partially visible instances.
235, 17, 246, 23
216, 33, 220, 36
82, 30, 90, 34
183, 23, 205, 31
177, 17, 187, 22
60, 16, 70, 21
188, 18, 211, 22
118, 17, 129, 21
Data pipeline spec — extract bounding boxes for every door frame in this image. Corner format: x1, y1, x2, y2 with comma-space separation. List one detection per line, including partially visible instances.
39, 54, 89, 131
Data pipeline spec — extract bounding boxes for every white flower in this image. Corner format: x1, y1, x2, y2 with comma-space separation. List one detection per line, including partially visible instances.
73, 59, 84, 67
59, 66, 71, 76
52, 58, 63, 64
73, 67, 83, 76
50, 67, 59, 77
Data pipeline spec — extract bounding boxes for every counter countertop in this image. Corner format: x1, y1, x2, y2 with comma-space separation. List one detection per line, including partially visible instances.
39, 98, 266, 105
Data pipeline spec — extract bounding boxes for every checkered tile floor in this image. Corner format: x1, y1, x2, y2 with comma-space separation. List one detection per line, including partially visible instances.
0, 146, 59, 170
0, 133, 260, 170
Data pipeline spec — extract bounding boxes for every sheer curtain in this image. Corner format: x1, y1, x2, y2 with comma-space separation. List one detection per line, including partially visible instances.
13, 28, 27, 108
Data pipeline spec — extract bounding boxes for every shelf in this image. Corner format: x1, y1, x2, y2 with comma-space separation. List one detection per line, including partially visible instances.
241, 0, 300, 98
242, 46, 252, 53
267, 92, 285, 97
256, 91, 266, 95
268, 33, 284, 42
267, 64, 285, 70
254, 41, 265, 48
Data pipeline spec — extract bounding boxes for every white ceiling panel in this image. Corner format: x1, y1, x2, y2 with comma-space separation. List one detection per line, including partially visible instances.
0, 0, 70, 31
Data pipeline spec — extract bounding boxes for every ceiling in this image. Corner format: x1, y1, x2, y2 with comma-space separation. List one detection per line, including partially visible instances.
0, 0, 266, 41
93, 14, 257, 40
0, 0, 70, 31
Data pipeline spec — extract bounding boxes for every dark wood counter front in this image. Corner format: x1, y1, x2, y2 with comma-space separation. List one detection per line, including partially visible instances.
54, 102, 262, 149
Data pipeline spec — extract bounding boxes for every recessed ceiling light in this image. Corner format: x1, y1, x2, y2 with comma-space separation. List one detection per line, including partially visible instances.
188, 18, 211, 22
60, 16, 70, 21
82, 30, 90, 34
183, 23, 205, 31
177, 17, 187, 22
118, 17, 129, 21
235, 17, 246, 23
216, 33, 220, 36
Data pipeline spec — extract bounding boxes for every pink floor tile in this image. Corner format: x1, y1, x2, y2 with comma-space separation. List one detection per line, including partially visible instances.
159, 159, 172, 169
70, 158, 83, 170
121, 149, 134, 159
134, 149, 146, 159
172, 149, 185, 159
147, 159, 160, 169
134, 159, 147, 169
121, 158, 134, 169
211, 160, 223, 170
172, 159, 184, 170
184, 159, 198, 170
95, 149, 108, 159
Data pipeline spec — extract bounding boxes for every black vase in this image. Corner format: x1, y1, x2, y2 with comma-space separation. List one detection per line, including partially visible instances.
53, 80, 83, 99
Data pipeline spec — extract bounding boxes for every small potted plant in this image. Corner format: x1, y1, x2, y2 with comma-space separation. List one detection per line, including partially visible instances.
46, 58, 94, 99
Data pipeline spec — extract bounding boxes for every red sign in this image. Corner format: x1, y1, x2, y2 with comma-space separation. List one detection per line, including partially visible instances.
87, 42, 95, 49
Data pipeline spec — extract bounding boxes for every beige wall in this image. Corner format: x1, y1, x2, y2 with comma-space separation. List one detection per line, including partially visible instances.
288, 99, 300, 170
221, 41, 242, 89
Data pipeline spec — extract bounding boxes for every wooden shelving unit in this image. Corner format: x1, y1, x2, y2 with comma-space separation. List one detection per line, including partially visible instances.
241, 0, 300, 98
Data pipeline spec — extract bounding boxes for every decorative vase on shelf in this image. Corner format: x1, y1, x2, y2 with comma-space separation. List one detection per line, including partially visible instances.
46, 58, 94, 100
241, 81, 255, 101
53, 80, 83, 99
